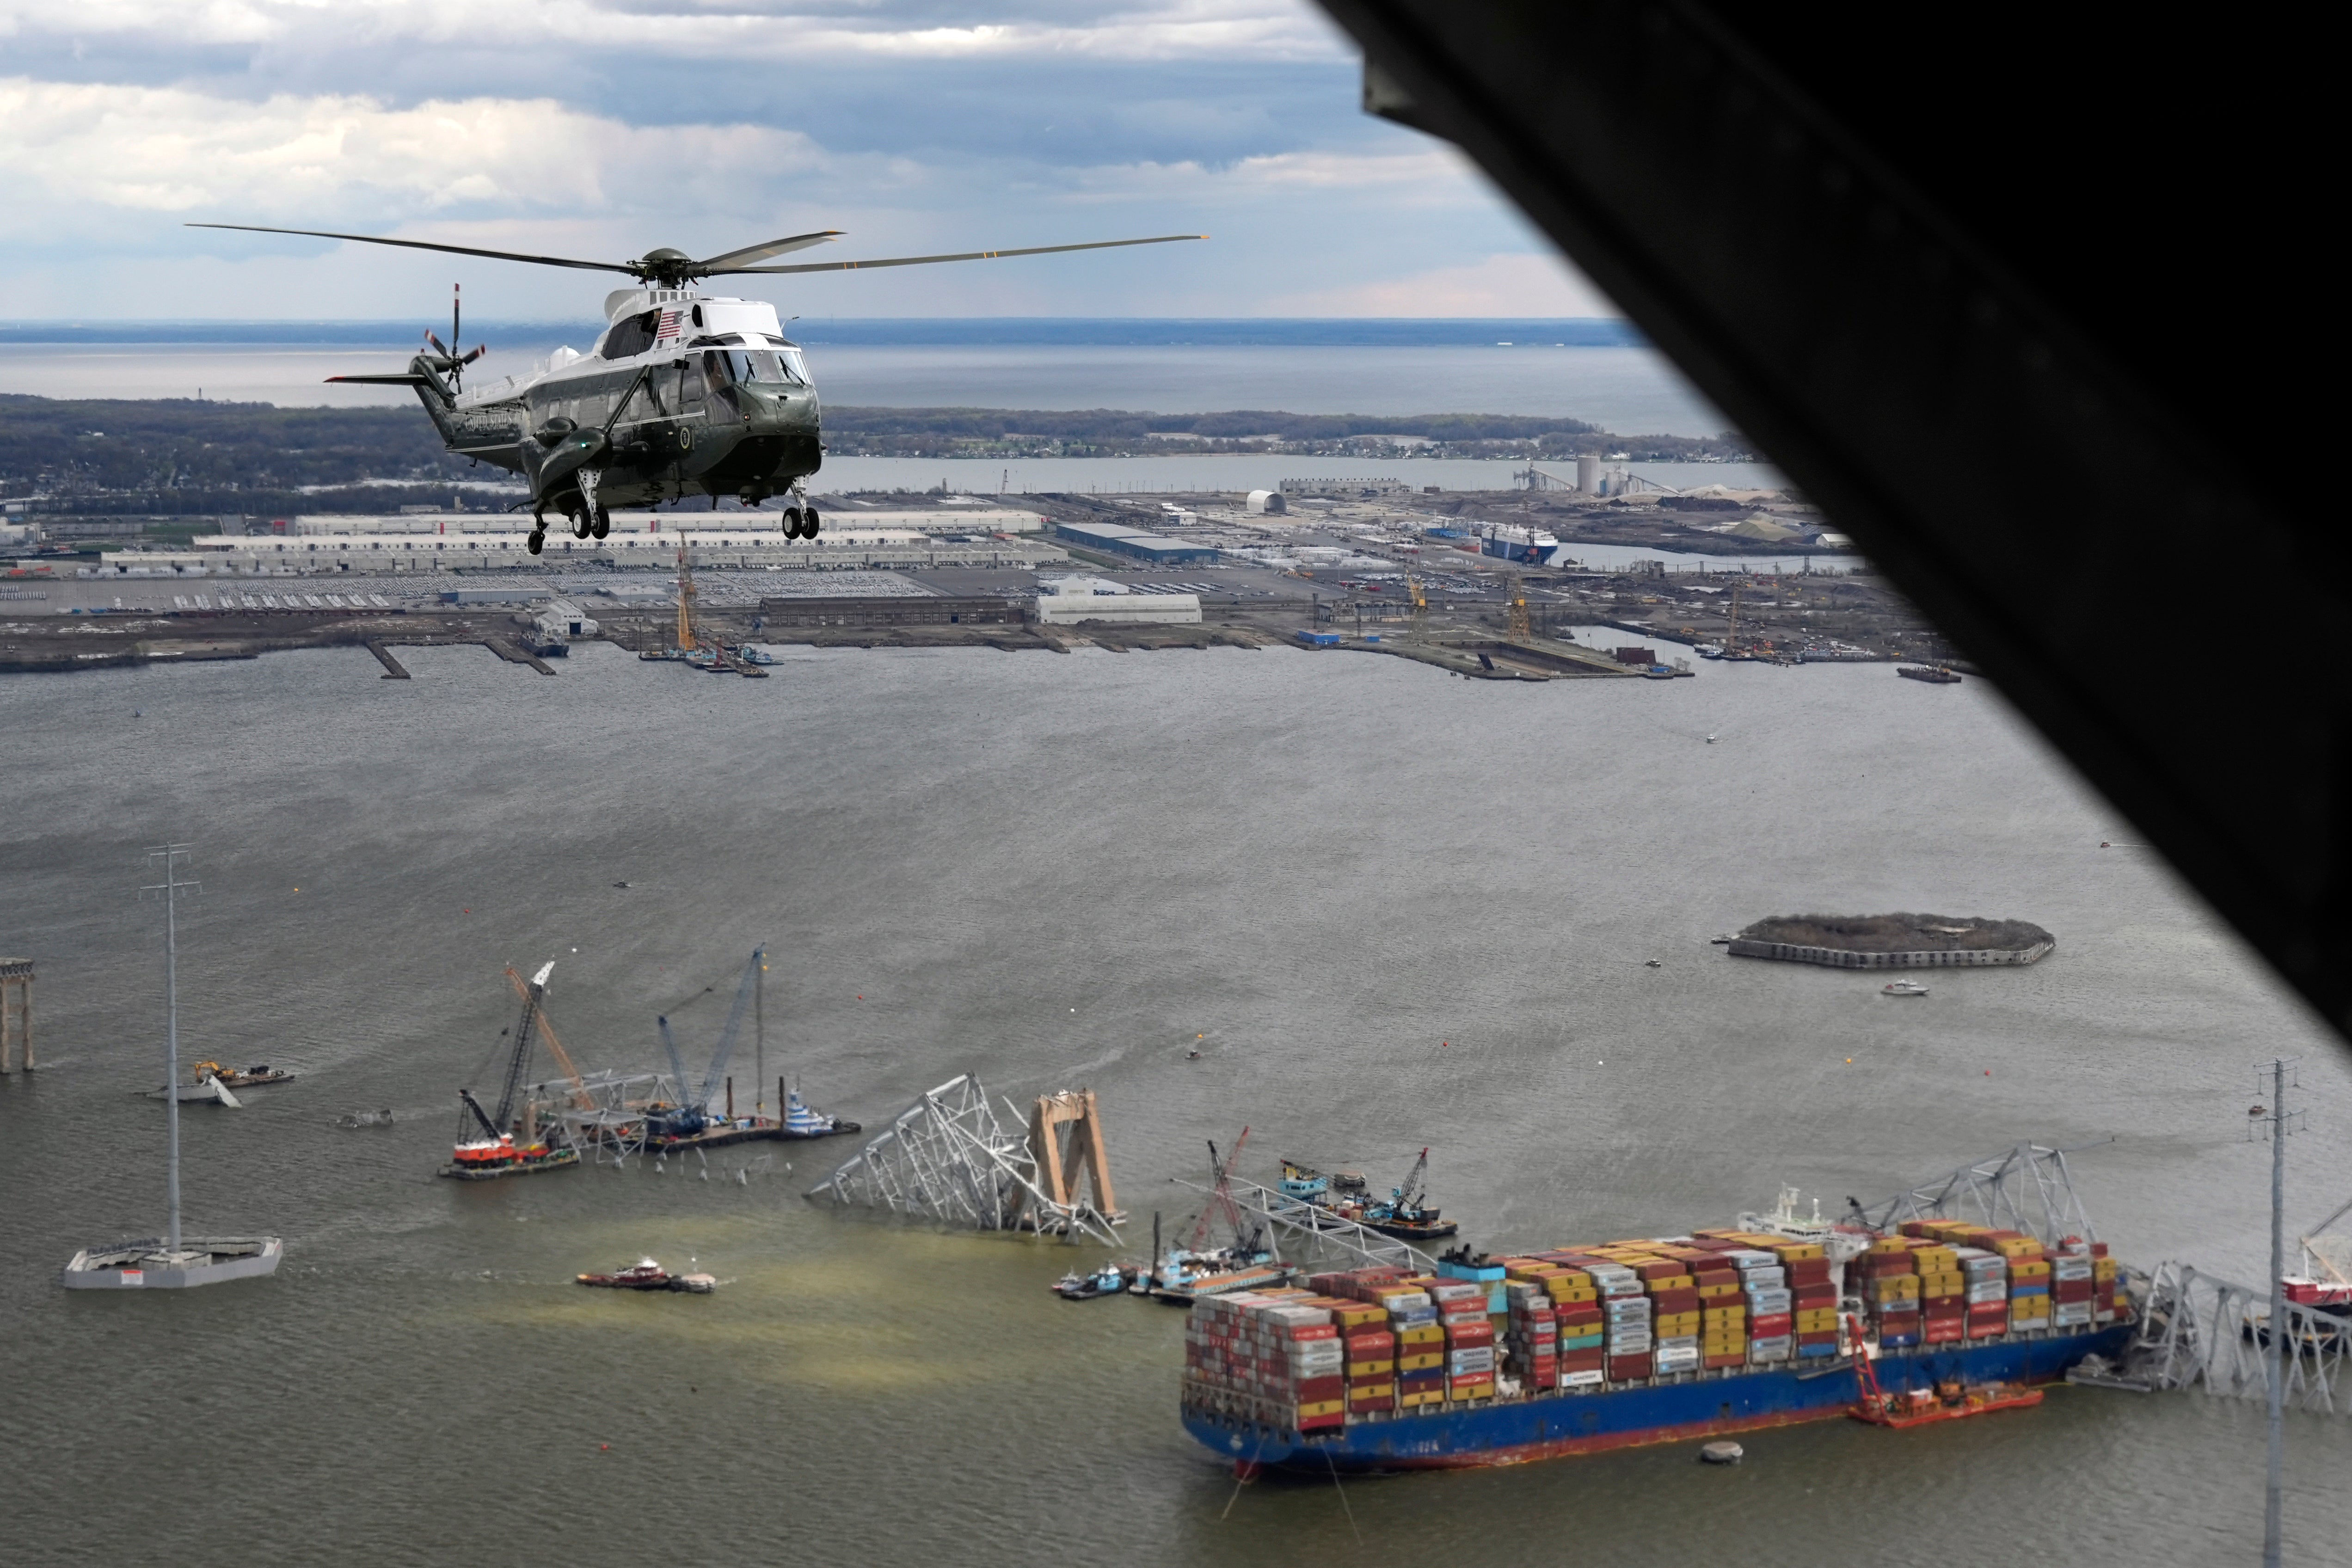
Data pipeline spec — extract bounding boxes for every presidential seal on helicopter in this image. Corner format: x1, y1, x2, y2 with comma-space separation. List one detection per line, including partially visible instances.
187, 224, 1203, 555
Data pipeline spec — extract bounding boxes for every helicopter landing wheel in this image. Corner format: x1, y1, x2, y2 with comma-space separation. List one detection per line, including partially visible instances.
571, 513, 592, 541
801, 505, 820, 539
784, 506, 805, 539
526, 528, 546, 557
590, 509, 609, 541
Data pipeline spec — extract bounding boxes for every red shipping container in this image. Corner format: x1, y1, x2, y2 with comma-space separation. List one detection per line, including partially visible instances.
1923, 1298, 1965, 1320
1966, 1316, 2006, 1339
1749, 1312, 1793, 1337
1558, 1349, 1606, 1371
1608, 1352, 1654, 1380
1923, 1320, 1964, 1343
1702, 1351, 1746, 1369
1649, 1286, 1701, 1313
1793, 1283, 1838, 1308
1786, 1258, 1832, 1285
2055, 1278, 2094, 1303
1635, 1261, 1683, 1281
1345, 1329, 1396, 1357
1299, 1412, 1345, 1432
1280, 1324, 1339, 1342
1444, 1321, 1494, 1346
1796, 1330, 1839, 1346
1695, 1268, 1741, 1290
1294, 1375, 1345, 1402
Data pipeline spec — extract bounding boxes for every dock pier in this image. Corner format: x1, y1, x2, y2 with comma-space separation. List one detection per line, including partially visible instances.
363, 641, 411, 679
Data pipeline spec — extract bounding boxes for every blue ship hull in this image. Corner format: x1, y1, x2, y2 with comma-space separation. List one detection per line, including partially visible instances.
1182, 1321, 2134, 1472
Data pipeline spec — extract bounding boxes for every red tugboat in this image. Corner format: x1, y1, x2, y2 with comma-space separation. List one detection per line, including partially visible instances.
438, 961, 581, 1181
576, 1259, 715, 1293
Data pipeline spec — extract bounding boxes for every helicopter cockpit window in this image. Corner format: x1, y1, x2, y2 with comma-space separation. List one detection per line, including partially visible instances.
601, 310, 659, 360
722, 349, 799, 386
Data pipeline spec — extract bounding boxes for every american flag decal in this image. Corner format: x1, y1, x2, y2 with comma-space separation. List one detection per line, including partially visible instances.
656, 309, 682, 343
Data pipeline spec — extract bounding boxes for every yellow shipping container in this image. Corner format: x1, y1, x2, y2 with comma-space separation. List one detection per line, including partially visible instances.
1398, 1324, 1444, 1346
1869, 1237, 1913, 1255
1346, 1358, 1395, 1376
1550, 1285, 1599, 1305
1913, 1247, 1959, 1272
2011, 1298, 2051, 1321
1703, 1337, 1747, 1354
1994, 1237, 2043, 1260
1400, 1390, 1444, 1408
1921, 1272, 1966, 1297
1331, 1303, 1386, 1328
1296, 1399, 1345, 1418
1696, 1281, 1743, 1300
1796, 1309, 1838, 1332
1774, 1243, 1825, 1263
1400, 1351, 1444, 1372
1350, 1381, 1394, 1400
2011, 1258, 2051, 1280
1702, 1305, 1747, 1325
1657, 1311, 1701, 1334
1869, 1274, 1921, 1302
2093, 1258, 2118, 1282
1647, 1274, 1695, 1292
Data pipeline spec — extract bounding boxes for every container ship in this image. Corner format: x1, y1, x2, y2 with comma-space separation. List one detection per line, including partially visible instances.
1179, 1200, 2129, 1473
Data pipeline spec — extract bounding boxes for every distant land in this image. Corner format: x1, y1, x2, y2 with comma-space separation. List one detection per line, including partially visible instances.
0, 318, 1646, 350
0, 394, 1753, 520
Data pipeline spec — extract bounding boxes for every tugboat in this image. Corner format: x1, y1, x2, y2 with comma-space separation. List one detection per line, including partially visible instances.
437, 961, 580, 1181
1882, 979, 1930, 997
577, 1258, 715, 1293
1053, 1261, 1133, 1300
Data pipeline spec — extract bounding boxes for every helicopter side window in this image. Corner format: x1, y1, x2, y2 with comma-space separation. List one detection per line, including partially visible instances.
680, 362, 707, 403
602, 310, 659, 360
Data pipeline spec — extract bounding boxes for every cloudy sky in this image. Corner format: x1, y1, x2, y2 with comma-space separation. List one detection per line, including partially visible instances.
0, 0, 1617, 320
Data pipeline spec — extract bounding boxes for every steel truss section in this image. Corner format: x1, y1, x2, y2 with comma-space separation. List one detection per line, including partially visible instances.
1171, 1175, 1439, 1274
806, 1074, 1121, 1246
2134, 1260, 2347, 1415
539, 1070, 677, 1166
1854, 1142, 2102, 1246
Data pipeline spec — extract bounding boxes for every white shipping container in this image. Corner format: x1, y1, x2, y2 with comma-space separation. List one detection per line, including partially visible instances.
1966, 1282, 2008, 1305
1562, 1369, 1607, 1388
1746, 1288, 1793, 1314
1738, 1266, 1787, 1290
1657, 1335, 1699, 1352
1655, 1347, 1700, 1368
2053, 1302, 2094, 1326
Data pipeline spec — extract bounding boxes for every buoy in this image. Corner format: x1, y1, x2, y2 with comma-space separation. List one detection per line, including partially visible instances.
1700, 1441, 1744, 1465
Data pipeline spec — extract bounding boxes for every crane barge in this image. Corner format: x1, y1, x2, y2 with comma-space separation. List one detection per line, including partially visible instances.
440, 961, 582, 1180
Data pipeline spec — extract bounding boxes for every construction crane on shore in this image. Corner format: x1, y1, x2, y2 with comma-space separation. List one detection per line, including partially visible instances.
675, 544, 699, 655
1407, 574, 1430, 642
1507, 572, 1532, 641
650, 947, 763, 1138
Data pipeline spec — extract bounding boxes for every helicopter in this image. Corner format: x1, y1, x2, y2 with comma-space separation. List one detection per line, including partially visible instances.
187, 223, 1204, 555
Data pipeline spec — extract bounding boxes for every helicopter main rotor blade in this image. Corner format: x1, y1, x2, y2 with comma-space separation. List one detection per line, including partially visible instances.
185, 223, 636, 276
694, 231, 844, 272
718, 234, 1206, 275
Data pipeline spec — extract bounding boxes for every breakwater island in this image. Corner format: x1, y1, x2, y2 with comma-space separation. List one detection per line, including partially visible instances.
1728, 912, 2054, 970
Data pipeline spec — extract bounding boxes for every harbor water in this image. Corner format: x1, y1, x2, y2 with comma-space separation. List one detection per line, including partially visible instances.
3, 639, 2349, 1563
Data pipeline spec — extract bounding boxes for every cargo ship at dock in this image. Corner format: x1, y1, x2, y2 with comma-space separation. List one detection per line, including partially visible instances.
1179, 1194, 2129, 1473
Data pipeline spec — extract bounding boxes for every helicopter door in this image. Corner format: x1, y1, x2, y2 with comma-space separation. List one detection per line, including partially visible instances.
702, 350, 748, 422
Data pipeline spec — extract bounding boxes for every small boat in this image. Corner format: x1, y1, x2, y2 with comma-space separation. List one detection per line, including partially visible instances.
780, 1088, 860, 1139
1054, 1262, 1132, 1300
577, 1259, 715, 1293
1852, 1378, 2042, 1428
1705, 732, 1718, 744
193, 1060, 292, 1088
1695, 644, 1725, 659
1882, 980, 1930, 996
1644, 958, 1664, 968
148, 1075, 243, 1107
1710, 933, 1736, 945
1896, 665, 1963, 684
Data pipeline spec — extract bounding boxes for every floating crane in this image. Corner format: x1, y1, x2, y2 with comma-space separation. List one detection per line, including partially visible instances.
1360, 1147, 1458, 1240
503, 963, 594, 1110
442, 961, 580, 1179
1187, 1125, 1254, 1254
648, 947, 762, 1143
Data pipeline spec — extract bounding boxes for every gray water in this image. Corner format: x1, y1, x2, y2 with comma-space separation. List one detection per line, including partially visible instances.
2, 640, 2346, 1565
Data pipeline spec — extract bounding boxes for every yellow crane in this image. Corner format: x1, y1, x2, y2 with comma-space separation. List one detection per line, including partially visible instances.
675, 544, 698, 655
1407, 573, 1430, 641
1507, 572, 1532, 641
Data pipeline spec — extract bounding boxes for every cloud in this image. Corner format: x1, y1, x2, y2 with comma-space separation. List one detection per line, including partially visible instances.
0, 78, 831, 227
0, 0, 1345, 63
1264, 252, 1621, 318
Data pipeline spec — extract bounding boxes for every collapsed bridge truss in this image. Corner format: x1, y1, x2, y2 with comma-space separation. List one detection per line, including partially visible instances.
806, 1074, 1122, 1246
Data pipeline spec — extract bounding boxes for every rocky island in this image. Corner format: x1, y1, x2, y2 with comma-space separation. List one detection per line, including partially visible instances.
1727, 913, 2054, 971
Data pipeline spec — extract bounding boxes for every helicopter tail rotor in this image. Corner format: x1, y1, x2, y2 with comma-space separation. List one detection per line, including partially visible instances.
421, 284, 485, 393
